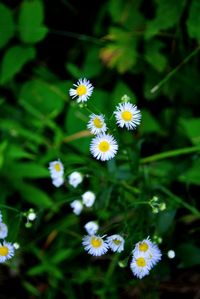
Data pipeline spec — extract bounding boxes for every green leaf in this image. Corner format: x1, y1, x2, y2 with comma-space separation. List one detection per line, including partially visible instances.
145, 0, 186, 39
64, 104, 90, 154
19, 80, 66, 117
7, 144, 35, 160
66, 63, 82, 78
112, 81, 137, 107
187, 0, 200, 41
18, 183, 53, 207
0, 4, 15, 48
178, 243, 200, 267
0, 141, 7, 169
82, 47, 102, 78
100, 27, 137, 73
145, 40, 167, 72
0, 46, 36, 84
157, 210, 176, 234
179, 158, 200, 186
52, 249, 73, 264
0, 119, 44, 145
180, 118, 200, 145
18, 0, 48, 43
9, 162, 49, 179
140, 109, 161, 134
22, 281, 40, 296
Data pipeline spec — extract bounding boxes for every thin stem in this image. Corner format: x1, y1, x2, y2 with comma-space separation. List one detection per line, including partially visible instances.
150, 45, 200, 93
49, 29, 103, 45
158, 186, 200, 218
120, 181, 141, 194
0, 204, 21, 214
140, 145, 200, 164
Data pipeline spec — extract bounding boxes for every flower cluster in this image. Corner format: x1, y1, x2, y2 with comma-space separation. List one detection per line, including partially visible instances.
48, 160, 84, 189
82, 233, 125, 256
82, 230, 161, 279
69, 79, 141, 161
70, 190, 96, 215
48, 162, 96, 215
23, 208, 37, 228
0, 210, 15, 263
149, 196, 166, 214
49, 159, 64, 187
130, 237, 162, 279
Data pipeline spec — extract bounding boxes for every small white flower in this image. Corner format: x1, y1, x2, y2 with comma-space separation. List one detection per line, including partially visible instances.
107, 234, 125, 253
49, 160, 64, 179
82, 191, 96, 207
84, 221, 99, 235
87, 114, 107, 135
69, 78, 94, 103
27, 212, 37, 221
167, 250, 175, 259
68, 171, 83, 188
90, 133, 118, 161
133, 237, 162, 267
0, 223, 8, 239
130, 251, 152, 279
70, 200, 83, 215
52, 176, 64, 187
82, 235, 108, 256
0, 211, 2, 223
13, 242, 20, 250
114, 102, 141, 130
0, 241, 15, 263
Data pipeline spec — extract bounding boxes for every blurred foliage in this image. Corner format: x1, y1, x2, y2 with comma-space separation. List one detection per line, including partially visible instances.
0, 0, 200, 298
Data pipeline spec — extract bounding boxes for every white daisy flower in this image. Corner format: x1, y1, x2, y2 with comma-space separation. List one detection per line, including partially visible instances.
87, 114, 107, 135
68, 171, 83, 188
49, 160, 64, 179
114, 102, 141, 130
82, 191, 96, 207
0, 223, 8, 239
0, 241, 15, 263
82, 235, 108, 256
90, 133, 118, 161
70, 200, 83, 215
52, 175, 64, 188
84, 221, 99, 235
107, 234, 125, 253
69, 78, 94, 103
130, 251, 152, 279
133, 237, 162, 267
167, 250, 175, 259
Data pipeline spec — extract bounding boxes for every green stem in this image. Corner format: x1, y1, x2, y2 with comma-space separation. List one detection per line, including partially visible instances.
49, 29, 103, 45
150, 46, 200, 93
120, 181, 141, 194
158, 186, 200, 218
140, 145, 200, 164
0, 204, 21, 213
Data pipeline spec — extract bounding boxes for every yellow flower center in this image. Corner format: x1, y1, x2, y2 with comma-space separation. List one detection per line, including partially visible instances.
93, 117, 103, 128
121, 111, 132, 121
98, 141, 110, 152
113, 239, 121, 245
139, 242, 149, 252
90, 237, 102, 248
76, 85, 87, 96
0, 246, 9, 256
54, 163, 61, 172
136, 257, 146, 267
